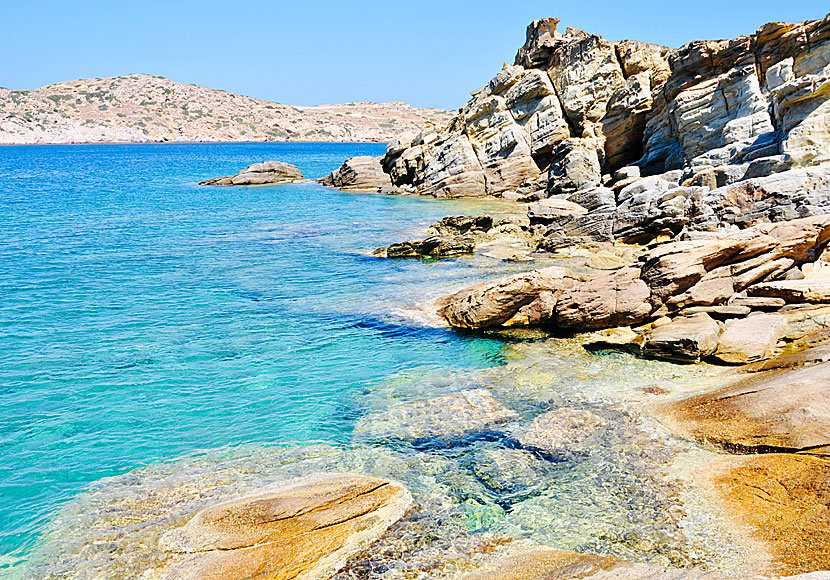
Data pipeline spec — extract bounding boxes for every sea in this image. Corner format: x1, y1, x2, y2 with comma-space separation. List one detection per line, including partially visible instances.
0, 143, 755, 579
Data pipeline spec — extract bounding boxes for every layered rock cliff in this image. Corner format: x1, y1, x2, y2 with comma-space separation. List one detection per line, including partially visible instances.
0, 74, 453, 144
356, 15, 830, 244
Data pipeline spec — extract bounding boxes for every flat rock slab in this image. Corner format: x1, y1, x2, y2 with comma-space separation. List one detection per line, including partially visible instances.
748, 280, 830, 303
712, 454, 830, 575
665, 357, 830, 453
353, 389, 518, 445
510, 408, 603, 457
728, 296, 787, 310
200, 161, 304, 186
713, 314, 787, 364
162, 473, 411, 580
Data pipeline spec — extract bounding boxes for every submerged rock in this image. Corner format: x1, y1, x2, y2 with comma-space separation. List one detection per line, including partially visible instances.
199, 161, 304, 185
469, 446, 546, 497
353, 389, 518, 445
161, 473, 411, 580
510, 408, 603, 458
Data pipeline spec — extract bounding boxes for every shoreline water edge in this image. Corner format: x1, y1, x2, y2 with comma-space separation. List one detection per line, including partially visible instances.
3, 11, 830, 580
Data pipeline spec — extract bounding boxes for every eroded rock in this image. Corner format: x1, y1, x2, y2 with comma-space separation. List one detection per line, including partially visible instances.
321, 156, 394, 191
510, 408, 603, 457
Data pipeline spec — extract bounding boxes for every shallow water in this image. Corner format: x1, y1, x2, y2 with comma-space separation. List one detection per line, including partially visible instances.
1, 144, 758, 579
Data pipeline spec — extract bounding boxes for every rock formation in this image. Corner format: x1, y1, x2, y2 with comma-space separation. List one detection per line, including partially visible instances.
323, 15, 830, 251
437, 215, 830, 364
199, 161, 304, 186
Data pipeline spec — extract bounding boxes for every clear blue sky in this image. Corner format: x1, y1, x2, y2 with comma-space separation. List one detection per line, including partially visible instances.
2, 1, 827, 109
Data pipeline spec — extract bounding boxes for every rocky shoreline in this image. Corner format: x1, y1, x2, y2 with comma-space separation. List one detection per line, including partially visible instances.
21, 12, 830, 580
316, 12, 830, 579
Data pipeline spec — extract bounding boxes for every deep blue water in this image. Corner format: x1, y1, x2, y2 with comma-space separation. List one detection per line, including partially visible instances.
0, 143, 514, 562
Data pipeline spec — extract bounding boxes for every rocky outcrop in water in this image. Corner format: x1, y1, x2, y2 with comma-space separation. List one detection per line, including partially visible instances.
372, 215, 539, 259
199, 161, 304, 186
319, 156, 395, 192
438, 215, 830, 364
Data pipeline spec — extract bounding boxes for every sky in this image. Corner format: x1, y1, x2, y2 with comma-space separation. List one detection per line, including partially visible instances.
2, 1, 828, 110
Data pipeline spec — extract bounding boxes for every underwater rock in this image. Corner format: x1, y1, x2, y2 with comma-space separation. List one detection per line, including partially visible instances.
199, 161, 304, 185
353, 389, 518, 446
510, 408, 603, 458
161, 473, 411, 580
469, 446, 546, 497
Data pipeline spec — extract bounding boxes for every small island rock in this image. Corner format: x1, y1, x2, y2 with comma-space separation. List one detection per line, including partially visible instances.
200, 161, 304, 186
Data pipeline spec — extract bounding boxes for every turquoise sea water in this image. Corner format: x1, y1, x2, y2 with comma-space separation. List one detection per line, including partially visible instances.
0, 143, 526, 564
1, 144, 758, 579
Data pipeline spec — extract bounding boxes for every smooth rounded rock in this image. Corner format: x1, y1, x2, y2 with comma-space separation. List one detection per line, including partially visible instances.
161, 474, 412, 580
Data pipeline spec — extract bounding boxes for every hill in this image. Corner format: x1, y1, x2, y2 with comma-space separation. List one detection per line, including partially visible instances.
0, 74, 453, 144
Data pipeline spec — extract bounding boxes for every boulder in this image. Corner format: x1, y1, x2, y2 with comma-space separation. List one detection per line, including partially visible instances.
713, 314, 787, 364
583, 327, 644, 353
666, 357, 830, 453
437, 267, 584, 329
681, 304, 751, 319
353, 389, 518, 445
510, 408, 603, 457
644, 313, 721, 362
200, 161, 304, 186
427, 215, 494, 236
555, 267, 653, 330
728, 295, 787, 310
162, 474, 411, 580
321, 156, 394, 191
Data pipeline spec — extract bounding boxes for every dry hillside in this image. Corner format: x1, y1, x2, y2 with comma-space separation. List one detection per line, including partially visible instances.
0, 74, 453, 144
